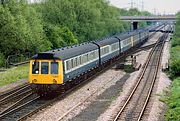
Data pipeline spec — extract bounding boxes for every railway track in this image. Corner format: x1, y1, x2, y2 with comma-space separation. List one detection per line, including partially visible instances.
0, 83, 30, 99
0, 32, 163, 121
0, 93, 40, 121
16, 52, 130, 121
0, 83, 32, 109
0, 40, 152, 121
0, 83, 35, 121
113, 33, 168, 121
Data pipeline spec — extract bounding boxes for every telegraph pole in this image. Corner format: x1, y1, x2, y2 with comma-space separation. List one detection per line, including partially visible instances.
141, 0, 144, 11
129, 0, 135, 9
130, 0, 133, 8
153, 8, 157, 15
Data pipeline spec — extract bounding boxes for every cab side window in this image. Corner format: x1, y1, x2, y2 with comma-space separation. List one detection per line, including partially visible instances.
51, 62, 58, 74
32, 61, 39, 74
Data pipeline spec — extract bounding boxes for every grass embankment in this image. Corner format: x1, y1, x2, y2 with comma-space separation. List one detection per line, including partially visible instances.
163, 12, 180, 120
164, 77, 180, 121
0, 65, 29, 87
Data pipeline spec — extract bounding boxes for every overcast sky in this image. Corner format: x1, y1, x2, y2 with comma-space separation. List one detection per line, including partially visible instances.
109, 0, 180, 15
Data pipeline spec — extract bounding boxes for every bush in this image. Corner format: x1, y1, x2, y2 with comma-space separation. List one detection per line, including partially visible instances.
165, 77, 180, 121
170, 46, 180, 77
171, 37, 180, 47
0, 52, 5, 67
165, 12, 180, 121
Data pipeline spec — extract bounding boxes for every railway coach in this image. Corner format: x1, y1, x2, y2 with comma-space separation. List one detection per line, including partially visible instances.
29, 25, 161, 95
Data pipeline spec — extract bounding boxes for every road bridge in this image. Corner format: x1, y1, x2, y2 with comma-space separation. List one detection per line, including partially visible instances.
120, 15, 176, 30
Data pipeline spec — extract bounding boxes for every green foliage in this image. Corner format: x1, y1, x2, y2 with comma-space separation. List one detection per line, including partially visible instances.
164, 77, 180, 121
171, 37, 180, 47
0, 0, 51, 57
0, 4, 25, 56
0, 52, 5, 67
170, 46, 180, 77
60, 27, 78, 45
35, 0, 129, 42
44, 24, 66, 48
165, 12, 180, 121
0, 0, 152, 68
0, 65, 29, 87
169, 12, 180, 77
124, 65, 134, 73
44, 24, 78, 48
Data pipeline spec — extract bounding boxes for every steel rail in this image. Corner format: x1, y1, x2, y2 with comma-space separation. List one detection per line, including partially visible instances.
0, 89, 32, 106
0, 87, 31, 104
0, 83, 29, 99
113, 34, 165, 121
17, 35, 161, 121
0, 93, 38, 118
137, 34, 166, 121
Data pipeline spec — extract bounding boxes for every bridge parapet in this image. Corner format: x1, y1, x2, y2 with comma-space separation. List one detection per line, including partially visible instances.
120, 15, 176, 22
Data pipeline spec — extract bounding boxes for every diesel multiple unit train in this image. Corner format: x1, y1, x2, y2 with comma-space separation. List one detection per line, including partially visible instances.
29, 24, 166, 94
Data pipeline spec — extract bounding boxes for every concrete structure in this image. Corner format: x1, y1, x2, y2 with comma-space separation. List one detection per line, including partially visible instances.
120, 15, 176, 30
120, 16, 176, 22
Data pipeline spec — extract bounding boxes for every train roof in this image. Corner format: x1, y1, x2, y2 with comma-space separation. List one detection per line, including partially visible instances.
32, 43, 98, 60
32, 25, 157, 61
93, 37, 119, 47
115, 30, 138, 40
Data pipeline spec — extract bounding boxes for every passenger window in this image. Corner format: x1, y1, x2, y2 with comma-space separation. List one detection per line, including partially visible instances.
79, 56, 82, 64
77, 57, 80, 66
32, 61, 39, 74
51, 62, 58, 74
66, 61, 69, 71
41, 62, 49, 74
73, 58, 77, 67
68, 60, 71, 70
71, 59, 73, 68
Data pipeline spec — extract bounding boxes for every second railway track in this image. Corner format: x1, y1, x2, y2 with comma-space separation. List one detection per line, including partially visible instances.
0, 41, 159, 121
0, 29, 168, 121
113, 33, 168, 121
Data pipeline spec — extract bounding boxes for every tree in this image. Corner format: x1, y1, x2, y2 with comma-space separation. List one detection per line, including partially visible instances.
0, 0, 51, 57
0, 4, 26, 56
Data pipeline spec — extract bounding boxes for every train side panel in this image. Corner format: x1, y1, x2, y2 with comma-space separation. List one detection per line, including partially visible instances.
63, 49, 99, 82
121, 37, 132, 52
63, 59, 99, 82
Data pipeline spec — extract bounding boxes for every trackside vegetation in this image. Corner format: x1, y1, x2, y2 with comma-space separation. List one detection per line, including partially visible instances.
163, 12, 180, 121
0, 0, 151, 67
0, 65, 29, 87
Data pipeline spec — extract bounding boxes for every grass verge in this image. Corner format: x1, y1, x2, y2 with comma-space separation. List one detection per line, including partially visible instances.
162, 77, 180, 121
0, 65, 29, 87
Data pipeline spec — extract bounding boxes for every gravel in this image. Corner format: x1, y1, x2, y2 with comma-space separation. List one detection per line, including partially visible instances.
142, 32, 163, 47
26, 32, 169, 121
97, 32, 165, 121
0, 32, 171, 121
68, 74, 130, 121
0, 78, 27, 93
26, 69, 126, 121
144, 34, 172, 121
145, 72, 171, 121
97, 58, 150, 120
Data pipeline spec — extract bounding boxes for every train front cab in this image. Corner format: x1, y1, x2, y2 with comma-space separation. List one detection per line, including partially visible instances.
29, 60, 63, 86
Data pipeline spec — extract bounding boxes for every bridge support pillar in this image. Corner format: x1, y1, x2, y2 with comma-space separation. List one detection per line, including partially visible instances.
131, 22, 138, 30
